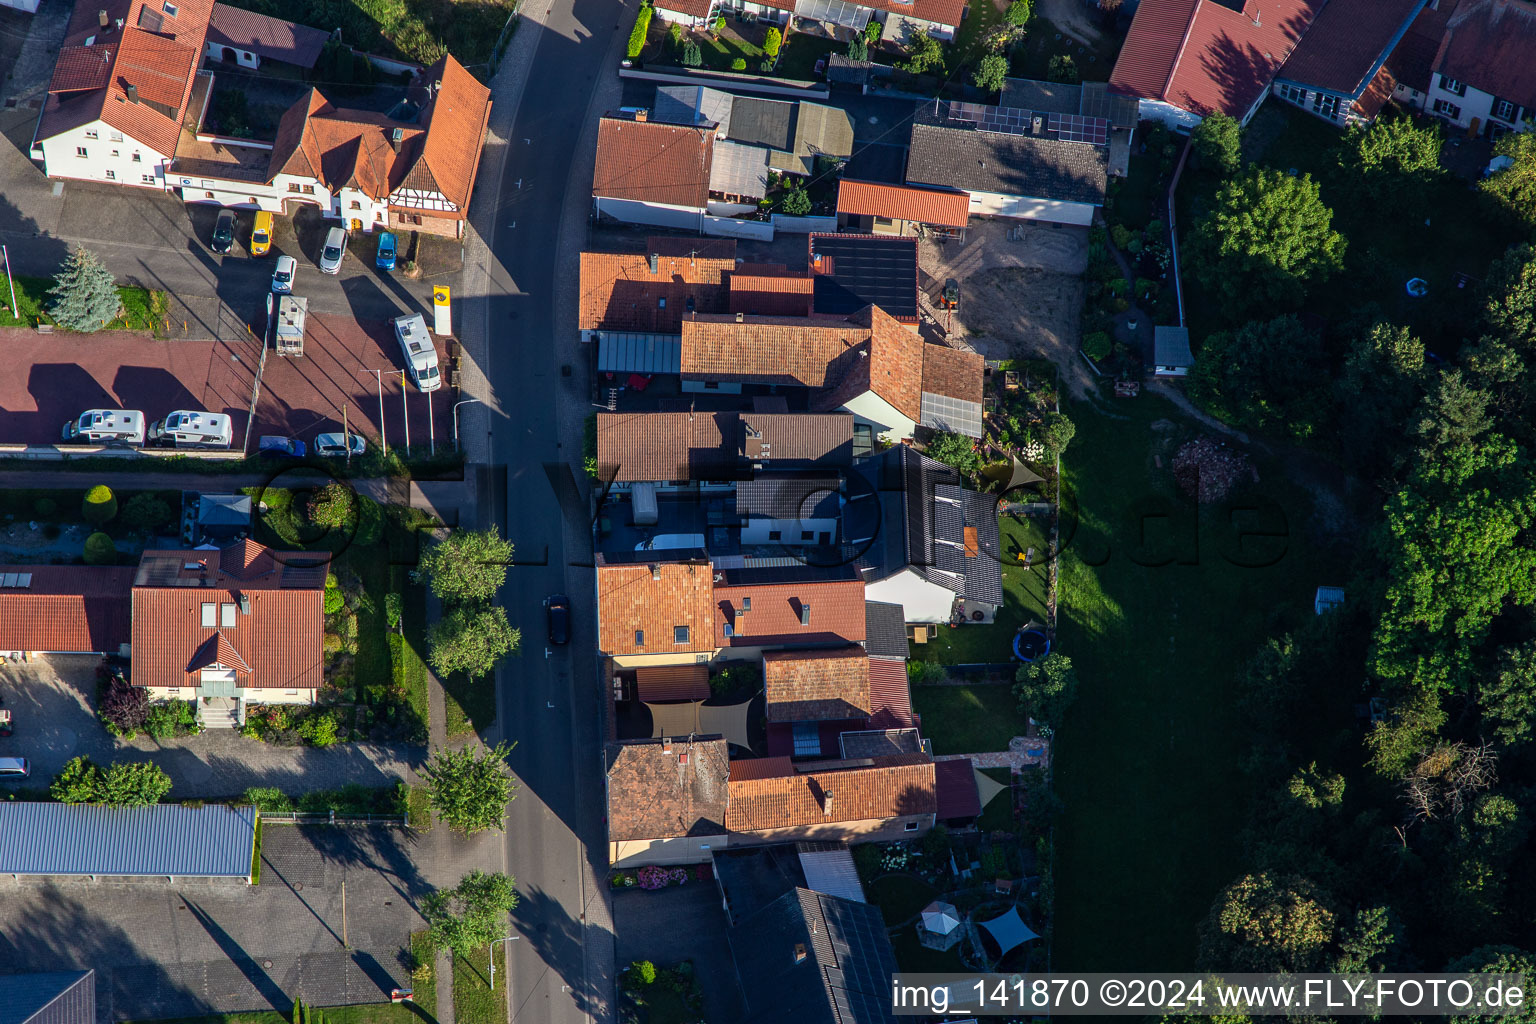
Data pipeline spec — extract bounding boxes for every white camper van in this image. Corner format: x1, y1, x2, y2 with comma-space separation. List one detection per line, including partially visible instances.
393, 313, 442, 393
148, 410, 234, 449
61, 409, 145, 445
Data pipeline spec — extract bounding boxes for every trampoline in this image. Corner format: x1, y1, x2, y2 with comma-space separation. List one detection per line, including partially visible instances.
1406, 278, 1429, 298
1013, 629, 1050, 662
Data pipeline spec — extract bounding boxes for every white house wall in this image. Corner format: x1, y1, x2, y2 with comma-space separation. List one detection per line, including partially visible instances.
739, 515, 839, 546
1423, 77, 1532, 136
595, 196, 704, 231
335, 186, 390, 231
840, 389, 916, 441
611, 833, 728, 867
204, 41, 260, 68
967, 190, 1095, 226
40, 119, 169, 190
865, 568, 956, 624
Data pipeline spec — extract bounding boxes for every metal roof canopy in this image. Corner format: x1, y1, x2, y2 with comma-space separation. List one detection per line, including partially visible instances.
0, 803, 256, 878
796, 843, 866, 904
597, 332, 682, 375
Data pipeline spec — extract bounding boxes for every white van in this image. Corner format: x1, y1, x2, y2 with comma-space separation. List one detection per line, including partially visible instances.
148, 410, 234, 449
393, 313, 442, 393
0, 757, 29, 779
62, 409, 145, 445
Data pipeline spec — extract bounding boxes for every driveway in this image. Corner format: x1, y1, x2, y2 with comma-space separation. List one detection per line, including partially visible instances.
0, 656, 419, 799
0, 825, 425, 1020
612, 883, 746, 1022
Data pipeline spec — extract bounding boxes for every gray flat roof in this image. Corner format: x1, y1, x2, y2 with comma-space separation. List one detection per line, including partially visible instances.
0, 803, 256, 878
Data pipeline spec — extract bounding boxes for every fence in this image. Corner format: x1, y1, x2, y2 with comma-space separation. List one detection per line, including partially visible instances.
701, 215, 774, 241
1166, 135, 1192, 328
258, 811, 409, 826
770, 213, 837, 234
618, 66, 829, 100
488, 5, 522, 76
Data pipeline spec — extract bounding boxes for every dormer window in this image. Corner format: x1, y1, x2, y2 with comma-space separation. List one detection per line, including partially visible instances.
201, 602, 216, 627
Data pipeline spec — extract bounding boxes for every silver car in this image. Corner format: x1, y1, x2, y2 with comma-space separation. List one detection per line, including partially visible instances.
319, 226, 347, 275
314, 432, 366, 458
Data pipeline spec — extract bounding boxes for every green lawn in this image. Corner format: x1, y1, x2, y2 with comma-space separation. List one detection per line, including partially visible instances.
912, 513, 1050, 665
1180, 103, 1524, 351
1049, 395, 1328, 971
776, 33, 842, 81
1, 271, 168, 333
891, 926, 969, 972
1009, 17, 1120, 83
868, 874, 938, 926
409, 931, 437, 1010
911, 685, 1030, 755
952, 0, 1006, 70
453, 947, 507, 1024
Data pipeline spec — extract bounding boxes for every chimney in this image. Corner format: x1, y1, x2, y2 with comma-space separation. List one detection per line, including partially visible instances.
793, 943, 808, 964
662, 738, 672, 754
1031, 115, 1043, 134
799, 604, 811, 626
679, 751, 689, 765
239, 595, 252, 615
115, 17, 123, 28
98, 8, 108, 28
735, 312, 744, 322
125, 83, 139, 104
647, 253, 659, 274
634, 108, 648, 122
650, 564, 661, 581
821, 791, 833, 816
390, 127, 403, 152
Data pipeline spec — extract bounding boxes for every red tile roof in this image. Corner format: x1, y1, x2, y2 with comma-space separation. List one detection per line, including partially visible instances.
597, 561, 716, 657
594, 116, 715, 209
579, 247, 735, 332
866, 656, 914, 729
0, 566, 133, 653
681, 313, 871, 388
724, 755, 937, 831
129, 542, 329, 690
1276, 0, 1421, 95
764, 647, 872, 723
607, 737, 730, 840
206, 2, 328, 68
836, 180, 970, 229
1352, 63, 1398, 120
921, 342, 985, 405
1111, 0, 1323, 117
812, 306, 926, 421
1384, 0, 1459, 95
49, 45, 114, 93
1432, 0, 1536, 111
727, 271, 815, 318
714, 578, 866, 649
934, 758, 982, 819
407, 55, 494, 212
596, 411, 736, 482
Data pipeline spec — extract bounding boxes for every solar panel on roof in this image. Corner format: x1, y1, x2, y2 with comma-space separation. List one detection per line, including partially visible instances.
1049, 112, 1109, 146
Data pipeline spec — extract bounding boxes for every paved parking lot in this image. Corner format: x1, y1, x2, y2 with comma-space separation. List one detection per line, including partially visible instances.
0, 313, 452, 450
0, 825, 423, 1020
0, 656, 419, 799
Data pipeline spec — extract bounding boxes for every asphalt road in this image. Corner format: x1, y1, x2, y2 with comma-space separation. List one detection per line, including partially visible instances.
480, 1, 627, 1022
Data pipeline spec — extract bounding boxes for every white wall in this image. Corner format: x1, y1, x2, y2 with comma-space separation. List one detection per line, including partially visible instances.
595, 196, 704, 230
840, 389, 916, 441
144, 686, 315, 704
612, 833, 728, 867
1136, 98, 1203, 131
866, 568, 956, 624
654, 4, 710, 27
335, 185, 390, 231
740, 514, 839, 545
40, 119, 169, 189
967, 189, 1096, 225
204, 41, 260, 68
1423, 77, 1532, 135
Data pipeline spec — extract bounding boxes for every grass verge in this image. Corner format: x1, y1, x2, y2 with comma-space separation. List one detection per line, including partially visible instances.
407, 783, 433, 831
409, 931, 437, 1011
453, 947, 507, 1024
250, 817, 263, 885
0, 272, 166, 334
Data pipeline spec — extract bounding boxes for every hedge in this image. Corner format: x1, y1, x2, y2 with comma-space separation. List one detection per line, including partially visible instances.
626, 3, 652, 59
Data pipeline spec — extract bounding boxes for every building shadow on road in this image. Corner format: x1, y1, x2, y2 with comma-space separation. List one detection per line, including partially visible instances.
508, 883, 610, 1021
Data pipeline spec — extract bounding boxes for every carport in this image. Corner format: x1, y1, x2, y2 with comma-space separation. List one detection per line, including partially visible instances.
0, 803, 257, 884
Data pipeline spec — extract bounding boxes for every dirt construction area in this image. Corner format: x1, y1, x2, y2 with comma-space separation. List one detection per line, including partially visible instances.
920, 219, 1091, 395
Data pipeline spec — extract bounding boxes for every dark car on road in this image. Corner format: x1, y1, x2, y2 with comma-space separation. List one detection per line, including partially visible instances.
376, 231, 397, 271
258, 435, 306, 458
210, 209, 235, 254
545, 595, 570, 645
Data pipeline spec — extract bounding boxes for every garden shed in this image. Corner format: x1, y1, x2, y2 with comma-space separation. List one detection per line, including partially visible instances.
1154, 326, 1194, 377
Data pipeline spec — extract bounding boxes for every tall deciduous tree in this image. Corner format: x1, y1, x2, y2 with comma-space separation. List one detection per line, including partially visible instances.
1187, 167, 1346, 317
1191, 111, 1241, 175
1480, 130, 1536, 236
421, 742, 516, 834
1336, 115, 1443, 207
1479, 641, 1536, 749
1481, 243, 1536, 353
415, 528, 513, 605
1188, 315, 1331, 441
1013, 651, 1078, 726
424, 870, 520, 961
428, 605, 520, 678
924, 431, 981, 477
1198, 872, 1337, 973
972, 53, 1009, 93
48, 246, 121, 331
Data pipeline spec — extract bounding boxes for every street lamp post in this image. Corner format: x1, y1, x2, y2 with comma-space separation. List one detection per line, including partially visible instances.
489, 935, 519, 990
453, 398, 482, 452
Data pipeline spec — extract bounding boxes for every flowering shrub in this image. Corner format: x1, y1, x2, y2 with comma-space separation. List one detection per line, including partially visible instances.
637, 866, 689, 890
879, 845, 915, 871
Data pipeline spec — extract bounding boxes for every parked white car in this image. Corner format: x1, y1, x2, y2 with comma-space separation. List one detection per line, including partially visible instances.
272, 254, 297, 293
319, 226, 347, 274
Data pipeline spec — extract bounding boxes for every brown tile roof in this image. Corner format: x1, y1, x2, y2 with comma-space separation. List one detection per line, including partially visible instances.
1432, 0, 1536, 111
49, 45, 114, 93
764, 647, 871, 723
866, 656, 914, 729
578, 249, 734, 333
266, 94, 424, 199
594, 116, 715, 209
921, 343, 985, 405
934, 758, 982, 819
724, 755, 937, 831
1276, 0, 1420, 95
1352, 63, 1398, 120
606, 737, 730, 840
728, 272, 815, 318
112, 25, 199, 108
1110, 0, 1323, 117
129, 541, 329, 690
681, 313, 869, 388
836, 179, 970, 229
0, 566, 133, 653
812, 306, 925, 421
597, 561, 716, 657
206, 2, 328, 68
739, 412, 854, 466
596, 411, 736, 482
635, 664, 711, 702
406, 55, 494, 211
714, 578, 866, 649
1385, 0, 1459, 94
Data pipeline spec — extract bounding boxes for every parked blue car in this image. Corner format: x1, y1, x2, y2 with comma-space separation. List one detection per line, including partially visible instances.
376, 231, 397, 271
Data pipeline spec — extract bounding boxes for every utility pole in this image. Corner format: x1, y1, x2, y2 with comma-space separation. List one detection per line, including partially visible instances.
341, 877, 349, 948
375, 370, 387, 454
401, 371, 410, 453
